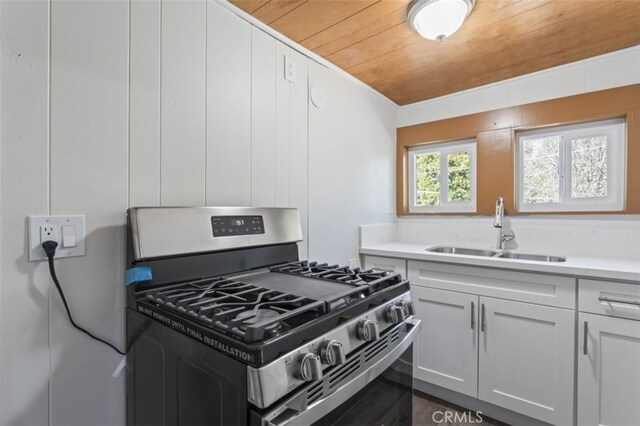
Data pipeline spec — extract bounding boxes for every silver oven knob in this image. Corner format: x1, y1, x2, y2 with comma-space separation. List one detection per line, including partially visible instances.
296, 353, 323, 382
320, 340, 346, 366
357, 319, 380, 342
399, 300, 415, 316
386, 305, 407, 324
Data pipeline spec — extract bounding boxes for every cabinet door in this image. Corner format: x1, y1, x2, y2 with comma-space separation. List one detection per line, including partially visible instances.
478, 297, 574, 425
578, 313, 640, 426
412, 286, 478, 397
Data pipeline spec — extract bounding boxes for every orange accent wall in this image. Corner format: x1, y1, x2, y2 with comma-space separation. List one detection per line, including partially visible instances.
397, 84, 640, 216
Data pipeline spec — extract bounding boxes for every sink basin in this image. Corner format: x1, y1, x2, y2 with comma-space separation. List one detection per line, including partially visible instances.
497, 253, 566, 262
427, 246, 498, 257
426, 246, 566, 262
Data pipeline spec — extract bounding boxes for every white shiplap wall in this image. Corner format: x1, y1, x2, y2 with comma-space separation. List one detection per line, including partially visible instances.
308, 61, 397, 264
161, 0, 207, 206
0, 1, 50, 425
48, 1, 129, 424
0, 1, 396, 425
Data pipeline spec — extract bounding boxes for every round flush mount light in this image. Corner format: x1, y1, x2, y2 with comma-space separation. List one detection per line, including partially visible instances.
408, 0, 475, 42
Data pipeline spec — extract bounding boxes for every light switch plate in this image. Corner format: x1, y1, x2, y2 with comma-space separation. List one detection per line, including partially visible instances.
28, 215, 85, 262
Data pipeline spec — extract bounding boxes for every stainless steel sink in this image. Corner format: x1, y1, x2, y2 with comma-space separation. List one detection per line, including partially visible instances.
497, 252, 566, 262
427, 246, 498, 257
426, 246, 566, 262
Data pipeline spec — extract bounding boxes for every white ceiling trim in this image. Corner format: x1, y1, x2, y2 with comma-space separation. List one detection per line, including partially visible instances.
399, 45, 640, 127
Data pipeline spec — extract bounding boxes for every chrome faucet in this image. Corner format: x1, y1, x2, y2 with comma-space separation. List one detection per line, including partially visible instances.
494, 197, 515, 250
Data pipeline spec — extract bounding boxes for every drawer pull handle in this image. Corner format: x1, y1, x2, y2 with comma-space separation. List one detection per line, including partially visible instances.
583, 321, 588, 355
470, 302, 475, 330
480, 303, 486, 332
598, 296, 640, 307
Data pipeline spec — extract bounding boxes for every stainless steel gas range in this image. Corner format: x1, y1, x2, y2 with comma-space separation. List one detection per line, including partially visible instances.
126, 207, 420, 426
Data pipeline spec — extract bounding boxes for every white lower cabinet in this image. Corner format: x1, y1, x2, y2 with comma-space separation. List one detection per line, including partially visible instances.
412, 286, 478, 397
578, 312, 640, 426
478, 297, 574, 426
408, 260, 576, 425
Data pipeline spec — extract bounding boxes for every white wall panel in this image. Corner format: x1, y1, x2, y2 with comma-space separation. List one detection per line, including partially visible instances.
130, 0, 161, 207
161, 0, 206, 206
585, 55, 621, 92
464, 85, 509, 115
0, 1, 50, 424
561, 64, 586, 97
251, 28, 277, 207
206, 3, 252, 206
619, 48, 640, 86
507, 71, 566, 107
275, 42, 292, 208
49, 1, 129, 425
288, 48, 309, 259
308, 61, 396, 265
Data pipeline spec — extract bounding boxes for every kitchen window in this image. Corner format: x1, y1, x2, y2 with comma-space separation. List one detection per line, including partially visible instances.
409, 139, 477, 213
516, 118, 626, 212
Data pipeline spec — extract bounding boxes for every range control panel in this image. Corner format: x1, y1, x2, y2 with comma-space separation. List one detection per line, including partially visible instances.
211, 215, 265, 237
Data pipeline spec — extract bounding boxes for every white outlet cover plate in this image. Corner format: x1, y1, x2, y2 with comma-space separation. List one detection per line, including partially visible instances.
28, 215, 86, 262
284, 55, 296, 83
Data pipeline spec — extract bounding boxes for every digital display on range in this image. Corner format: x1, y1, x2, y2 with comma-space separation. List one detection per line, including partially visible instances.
211, 215, 265, 237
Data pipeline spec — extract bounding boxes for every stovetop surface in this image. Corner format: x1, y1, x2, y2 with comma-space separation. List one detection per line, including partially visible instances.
134, 260, 408, 365
143, 273, 326, 344
239, 272, 366, 305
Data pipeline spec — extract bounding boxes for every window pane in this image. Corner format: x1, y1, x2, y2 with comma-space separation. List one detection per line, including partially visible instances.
448, 152, 471, 202
571, 136, 608, 198
522, 136, 561, 204
415, 152, 440, 206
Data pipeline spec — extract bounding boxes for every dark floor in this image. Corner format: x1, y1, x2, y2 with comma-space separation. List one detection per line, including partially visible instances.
413, 390, 509, 426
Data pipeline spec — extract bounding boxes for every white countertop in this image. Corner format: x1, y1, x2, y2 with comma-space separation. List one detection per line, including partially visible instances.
360, 242, 640, 283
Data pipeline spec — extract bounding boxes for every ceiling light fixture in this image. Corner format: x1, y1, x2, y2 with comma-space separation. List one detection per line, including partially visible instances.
408, 0, 475, 42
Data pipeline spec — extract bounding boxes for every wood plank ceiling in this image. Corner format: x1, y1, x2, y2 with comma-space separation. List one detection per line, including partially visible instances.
229, 0, 640, 106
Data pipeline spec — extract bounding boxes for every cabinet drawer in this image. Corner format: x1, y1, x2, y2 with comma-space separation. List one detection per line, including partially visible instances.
579, 279, 640, 321
363, 256, 407, 277
408, 260, 575, 309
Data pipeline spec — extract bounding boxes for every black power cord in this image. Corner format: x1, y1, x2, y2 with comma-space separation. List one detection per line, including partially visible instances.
42, 241, 125, 356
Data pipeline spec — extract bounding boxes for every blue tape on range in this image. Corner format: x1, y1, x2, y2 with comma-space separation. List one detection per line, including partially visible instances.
126, 266, 153, 286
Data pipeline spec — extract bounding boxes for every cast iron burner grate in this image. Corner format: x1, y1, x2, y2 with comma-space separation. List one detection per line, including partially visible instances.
144, 276, 325, 343
270, 261, 403, 294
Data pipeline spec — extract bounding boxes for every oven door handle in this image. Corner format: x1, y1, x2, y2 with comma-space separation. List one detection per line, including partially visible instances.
263, 318, 421, 426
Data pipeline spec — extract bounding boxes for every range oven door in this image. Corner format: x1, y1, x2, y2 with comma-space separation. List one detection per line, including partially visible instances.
256, 319, 420, 426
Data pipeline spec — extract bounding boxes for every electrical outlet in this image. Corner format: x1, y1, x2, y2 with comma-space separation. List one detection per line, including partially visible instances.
284, 55, 296, 83
28, 215, 85, 262
40, 225, 59, 244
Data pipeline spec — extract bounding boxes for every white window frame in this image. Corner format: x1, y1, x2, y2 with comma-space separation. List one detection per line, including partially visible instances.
516, 118, 626, 213
409, 139, 477, 213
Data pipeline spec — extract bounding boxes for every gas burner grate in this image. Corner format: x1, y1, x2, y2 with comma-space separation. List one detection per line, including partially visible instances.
143, 276, 325, 343
270, 261, 404, 293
